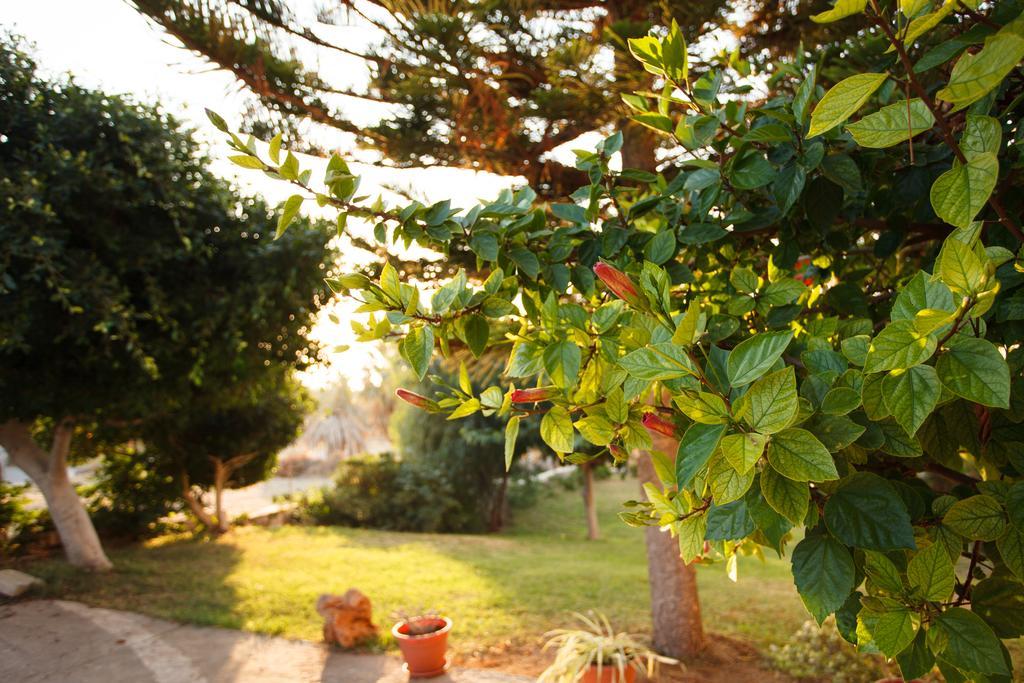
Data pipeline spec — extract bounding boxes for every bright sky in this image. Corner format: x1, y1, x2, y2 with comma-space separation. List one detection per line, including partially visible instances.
5, 0, 571, 391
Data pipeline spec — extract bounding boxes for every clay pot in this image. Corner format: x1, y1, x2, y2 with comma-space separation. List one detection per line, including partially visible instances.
580, 663, 637, 683
392, 617, 452, 678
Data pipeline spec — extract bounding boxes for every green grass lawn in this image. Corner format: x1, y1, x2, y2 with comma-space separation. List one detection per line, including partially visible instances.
24, 477, 810, 657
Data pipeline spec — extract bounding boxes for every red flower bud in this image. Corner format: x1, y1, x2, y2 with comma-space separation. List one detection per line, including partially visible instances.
395, 388, 438, 411
642, 412, 679, 439
593, 262, 642, 306
510, 386, 560, 403
609, 445, 628, 462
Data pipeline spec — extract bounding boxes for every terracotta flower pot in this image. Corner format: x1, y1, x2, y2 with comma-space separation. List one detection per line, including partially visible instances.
580, 664, 636, 683
392, 617, 452, 678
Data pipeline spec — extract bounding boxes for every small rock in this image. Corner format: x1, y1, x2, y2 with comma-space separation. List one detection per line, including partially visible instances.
0, 569, 43, 598
317, 589, 378, 648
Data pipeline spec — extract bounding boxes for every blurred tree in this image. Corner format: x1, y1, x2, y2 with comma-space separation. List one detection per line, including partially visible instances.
143, 370, 309, 533
0, 34, 328, 568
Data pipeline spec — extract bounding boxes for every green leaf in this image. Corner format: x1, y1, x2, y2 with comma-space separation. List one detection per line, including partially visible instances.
676, 423, 727, 490
448, 398, 480, 420
930, 153, 999, 229
762, 279, 807, 307
619, 343, 695, 381
897, 630, 935, 682
720, 432, 768, 474
1007, 482, 1024, 530
936, 233, 986, 296
677, 513, 707, 563
504, 416, 520, 471
891, 271, 954, 321
673, 391, 729, 424
708, 455, 755, 505
727, 331, 794, 387
936, 337, 1010, 408
643, 229, 676, 265
729, 267, 759, 294
996, 525, 1024, 580
766, 428, 838, 482
937, 13, 1024, 108
541, 406, 575, 454
811, 0, 867, 23
943, 494, 1006, 541
228, 154, 265, 170
907, 542, 955, 601
882, 365, 940, 436
840, 335, 870, 366
858, 602, 918, 657
463, 315, 489, 358
960, 114, 1001, 161
761, 465, 809, 525
808, 414, 866, 452
846, 99, 934, 148
932, 607, 1009, 676
864, 550, 905, 594
276, 194, 304, 239
730, 152, 774, 190
863, 320, 936, 373
792, 535, 856, 624
400, 326, 434, 380
543, 340, 582, 389
808, 73, 888, 139
672, 300, 703, 347
575, 415, 615, 447
971, 576, 1024, 639
860, 372, 891, 420
820, 387, 861, 415
824, 472, 916, 550
737, 367, 798, 434
705, 500, 755, 540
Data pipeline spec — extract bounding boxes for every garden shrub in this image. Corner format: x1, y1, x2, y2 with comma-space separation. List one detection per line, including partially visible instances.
298, 453, 473, 532
216, 2, 1024, 678
83, 447, 182, 540
0, 482, 51, 556
767, 618, 891, 682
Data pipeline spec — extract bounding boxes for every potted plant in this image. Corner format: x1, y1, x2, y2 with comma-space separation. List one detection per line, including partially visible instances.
538, 613, 677, 683
391, 610, 452, 678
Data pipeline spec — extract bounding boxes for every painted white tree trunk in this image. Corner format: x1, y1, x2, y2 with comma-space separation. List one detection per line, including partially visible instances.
0, 419, 112, 571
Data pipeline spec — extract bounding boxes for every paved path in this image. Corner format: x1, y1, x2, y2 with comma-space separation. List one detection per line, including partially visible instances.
0, 600, 532, 683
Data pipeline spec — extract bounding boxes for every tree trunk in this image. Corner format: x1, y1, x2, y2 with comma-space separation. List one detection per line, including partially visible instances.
638, 443, 705, 659
581, 462, 600, 540
0, 419, 112, 571
488, 469, 510, 532
212, 458, 229, 534
181, 472, 219, 531
618, 109, 706, 657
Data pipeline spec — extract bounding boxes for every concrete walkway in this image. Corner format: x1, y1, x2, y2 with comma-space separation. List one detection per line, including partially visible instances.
0, 600, 533, 683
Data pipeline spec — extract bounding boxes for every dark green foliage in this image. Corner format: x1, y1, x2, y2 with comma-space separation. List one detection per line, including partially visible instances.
0, 35, 327, 543
84, 446, 181, 540
0, 35, 327, 433
0, 482, 50, 555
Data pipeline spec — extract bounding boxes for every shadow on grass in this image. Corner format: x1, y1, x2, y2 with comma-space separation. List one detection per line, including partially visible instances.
23, 534, 248, 631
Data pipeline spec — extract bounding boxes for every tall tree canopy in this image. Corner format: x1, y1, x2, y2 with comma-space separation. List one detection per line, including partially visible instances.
0, 35, 328, 569
219, 0, 1024, 676
128, 0, 845, 196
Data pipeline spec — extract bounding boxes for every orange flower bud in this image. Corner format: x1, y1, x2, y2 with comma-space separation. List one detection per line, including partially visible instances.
593, 262, 643, 307
642, 412, 679, 439
395, 388, 439, 411
510, 386, 560, 403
